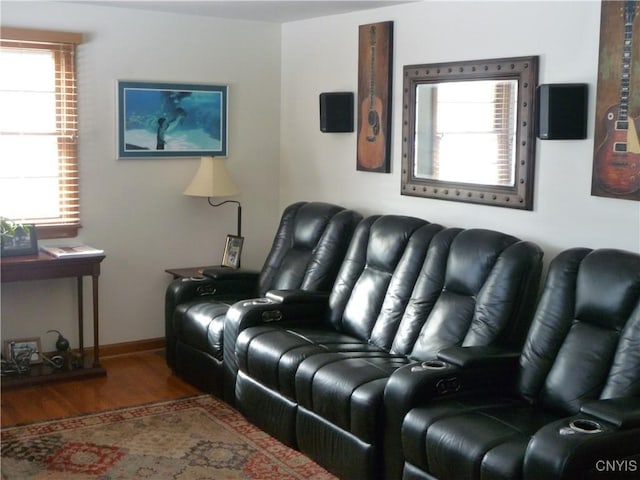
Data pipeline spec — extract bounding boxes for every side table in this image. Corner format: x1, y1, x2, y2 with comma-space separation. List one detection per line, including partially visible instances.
164, 265, 223, 280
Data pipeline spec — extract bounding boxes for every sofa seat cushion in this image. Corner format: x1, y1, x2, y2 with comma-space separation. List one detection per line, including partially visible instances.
237, 325, 377, 399
295, 352, 410, 442
174, 301, 230, 361
402, 399, 557, 480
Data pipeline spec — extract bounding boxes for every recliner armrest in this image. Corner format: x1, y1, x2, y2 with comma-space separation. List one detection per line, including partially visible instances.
229, 291, 329, 327
436, 346, 521, 396
580, 397, 640, 429
383, 360, 470, 480
222, 292, 329, 403
524, 399, 640, 480
266, 289, 330, 304
164, 273, 260, 370
437, 345, 521, 369
166, 276, 217, 306
383, 345, 523, 479
385, 346, 520, 426
166, 272, 259, 306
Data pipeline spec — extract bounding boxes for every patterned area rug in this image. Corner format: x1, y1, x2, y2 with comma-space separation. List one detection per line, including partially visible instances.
1, 394, 336, 479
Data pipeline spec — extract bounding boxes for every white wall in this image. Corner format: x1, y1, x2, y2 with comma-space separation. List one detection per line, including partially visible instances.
3, 0, 640, 353
1, 2, 282, 351
280, 1, 640, 259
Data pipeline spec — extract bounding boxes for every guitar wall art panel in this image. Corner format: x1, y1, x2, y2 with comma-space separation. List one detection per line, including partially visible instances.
357, 21, 393, 172
592, 0, 640, 200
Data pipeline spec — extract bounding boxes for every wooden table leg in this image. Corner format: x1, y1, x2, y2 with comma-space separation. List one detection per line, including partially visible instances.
92, 273, 100, 368
77, 276, 84, 355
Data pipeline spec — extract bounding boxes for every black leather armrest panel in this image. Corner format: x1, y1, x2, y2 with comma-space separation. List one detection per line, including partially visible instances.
384, 361, 473, 480
222, 295, 328, 403
437, 345, 521, 369
524, 410, 640, 479
580, 397, 640, 429
166, 276, 216, 304
384, 346, 520, 424
434, 346, 521, 398
266, 289, 330, 304
178, 270, 259, 300
167, 273, 259, 301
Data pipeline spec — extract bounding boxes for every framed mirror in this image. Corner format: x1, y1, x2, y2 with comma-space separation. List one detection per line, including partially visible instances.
401, 56, 538, 209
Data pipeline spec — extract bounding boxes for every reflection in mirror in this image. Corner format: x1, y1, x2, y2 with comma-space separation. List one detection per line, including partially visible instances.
414, 80, 517, 186
402, 56, 538, 209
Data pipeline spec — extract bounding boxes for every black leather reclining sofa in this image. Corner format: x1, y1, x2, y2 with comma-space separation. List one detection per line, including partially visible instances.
225, 214, 544, 479
166, 204, 639, 480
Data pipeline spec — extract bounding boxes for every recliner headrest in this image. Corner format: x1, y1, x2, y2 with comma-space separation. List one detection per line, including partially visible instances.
366, 216, 427, 271
292, 202, 345, 249
445, 229, 520, 296
575, 249, 640, 330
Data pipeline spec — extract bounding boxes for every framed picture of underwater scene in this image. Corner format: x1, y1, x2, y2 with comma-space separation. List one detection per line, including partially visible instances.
592, 0, 640, 201
357, 21, 393, 173
117, 81, 228, 159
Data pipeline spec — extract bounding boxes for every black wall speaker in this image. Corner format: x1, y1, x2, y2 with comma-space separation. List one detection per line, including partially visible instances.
536, 84, 588, 140
319, 92, 354, 132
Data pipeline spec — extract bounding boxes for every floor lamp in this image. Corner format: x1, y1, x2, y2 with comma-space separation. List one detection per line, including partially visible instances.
183, 156, 243, 266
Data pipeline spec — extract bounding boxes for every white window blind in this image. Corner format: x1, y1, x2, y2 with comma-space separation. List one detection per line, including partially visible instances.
0, 27, 82, 239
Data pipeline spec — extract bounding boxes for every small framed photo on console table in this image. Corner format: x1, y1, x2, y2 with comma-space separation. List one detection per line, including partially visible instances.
3, 337, 42, 364
221, 235, 243, 269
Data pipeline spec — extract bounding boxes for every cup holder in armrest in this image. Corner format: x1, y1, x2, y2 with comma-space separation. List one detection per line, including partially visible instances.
183, 275, 207, 281
242, 298, 274, 307
560, 418, 603, 435
569, 419, 603, 433
411, 360, 448, 372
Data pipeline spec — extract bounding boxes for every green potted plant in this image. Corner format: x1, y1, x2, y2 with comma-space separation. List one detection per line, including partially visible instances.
1, 217, 18, 237
1, 218, 38, 256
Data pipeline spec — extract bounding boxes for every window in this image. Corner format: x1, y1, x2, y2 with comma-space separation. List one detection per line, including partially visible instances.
0, 27, 83, 239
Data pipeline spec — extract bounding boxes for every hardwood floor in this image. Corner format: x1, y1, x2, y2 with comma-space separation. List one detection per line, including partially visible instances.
1, 350, 202, 428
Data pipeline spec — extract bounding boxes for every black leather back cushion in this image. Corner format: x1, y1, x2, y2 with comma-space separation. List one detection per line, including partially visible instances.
258, 202, 362, 295
518, 248, 640, 415
327, 215, 432, 340
408, 229, 542, 357
326, 216, 542, 359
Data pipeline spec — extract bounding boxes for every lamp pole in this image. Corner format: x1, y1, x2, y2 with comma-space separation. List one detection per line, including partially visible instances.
207, 199, 242, 237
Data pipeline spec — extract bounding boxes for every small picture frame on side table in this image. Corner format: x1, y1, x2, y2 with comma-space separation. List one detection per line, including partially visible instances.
3, 337, 42, 364
221, 235, 243, 269
0, 224, 38, 257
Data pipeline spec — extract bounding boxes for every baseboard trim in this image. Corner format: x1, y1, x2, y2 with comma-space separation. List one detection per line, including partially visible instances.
85, 338, 165, 358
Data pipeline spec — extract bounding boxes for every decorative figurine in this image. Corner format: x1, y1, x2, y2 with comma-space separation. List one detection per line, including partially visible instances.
46, 330, 81, 370
47, 329, 70, 352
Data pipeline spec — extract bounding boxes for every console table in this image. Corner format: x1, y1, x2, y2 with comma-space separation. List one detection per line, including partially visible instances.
1, 251, 106, 389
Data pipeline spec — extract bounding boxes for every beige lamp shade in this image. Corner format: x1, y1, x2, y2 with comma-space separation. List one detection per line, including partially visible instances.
183, 156, 240, 197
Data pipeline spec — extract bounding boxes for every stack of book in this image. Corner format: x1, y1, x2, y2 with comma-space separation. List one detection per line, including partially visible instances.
40, 244, 104, 258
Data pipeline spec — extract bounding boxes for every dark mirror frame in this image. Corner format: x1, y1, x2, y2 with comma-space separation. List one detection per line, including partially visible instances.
401, 56, 539, 210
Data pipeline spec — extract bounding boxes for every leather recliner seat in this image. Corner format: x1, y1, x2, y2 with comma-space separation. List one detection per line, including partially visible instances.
164, 201, 362, 398
228, 214, 543, 479
398, 248, 640, 480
